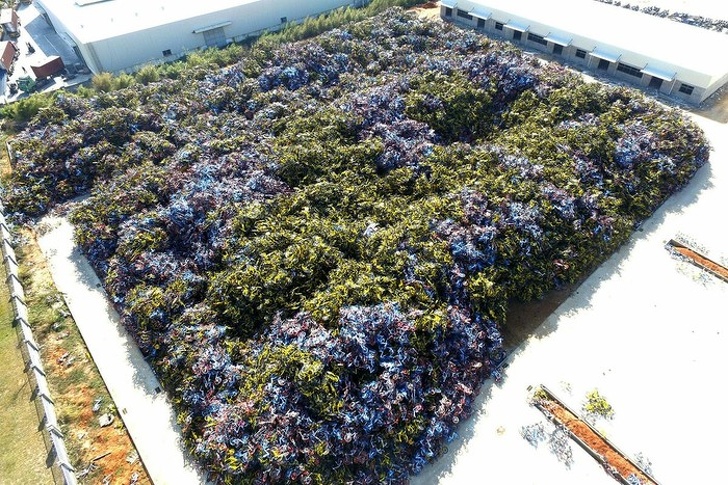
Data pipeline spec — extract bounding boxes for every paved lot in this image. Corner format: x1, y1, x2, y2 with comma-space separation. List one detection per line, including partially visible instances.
2, 2, 90, 103
38, 218, 208, 485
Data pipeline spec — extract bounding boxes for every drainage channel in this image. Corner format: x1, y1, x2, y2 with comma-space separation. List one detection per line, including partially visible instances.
532, 385, 659, 485
667, 239, 728, 283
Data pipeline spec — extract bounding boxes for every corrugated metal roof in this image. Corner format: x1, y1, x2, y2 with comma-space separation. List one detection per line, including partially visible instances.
641, 64, 676, 82
544, 32, 571, 47
0, 41, 16, 71
504, 20, 529, 32
589, 48, 621, 63
454, 0, 728, 86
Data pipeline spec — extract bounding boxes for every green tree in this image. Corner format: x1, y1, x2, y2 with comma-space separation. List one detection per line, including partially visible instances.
91, 72, 115, 92
136, 65, 161, 85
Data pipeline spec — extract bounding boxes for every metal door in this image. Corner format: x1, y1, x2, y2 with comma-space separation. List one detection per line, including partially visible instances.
203, 27, 226, 47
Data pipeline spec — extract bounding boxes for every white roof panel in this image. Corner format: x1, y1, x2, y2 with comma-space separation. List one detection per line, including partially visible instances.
544, 32, 571, 47
470, 8, 491, 20
589, 48, 620, 63
504, 20, 528, 32
641, 64, 676, 82
440, 0, 458, 8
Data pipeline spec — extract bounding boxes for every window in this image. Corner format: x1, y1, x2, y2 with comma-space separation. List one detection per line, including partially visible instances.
616, 62, 643, 78
456, 9, 473, 20
575, 49, 587, 59
445, 7, 452, 16
162, 49, 172, 56
679, 83, 694, 95
495, 21, 504, 30
280, 16, 287, 24
477, 18, 485, 28
527, 33, 547, 46
553, 44, 563, 55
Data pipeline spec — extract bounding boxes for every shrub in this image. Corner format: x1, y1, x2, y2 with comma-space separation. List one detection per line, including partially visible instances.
0, 92, 56, 125
583, 389, 615, 420
91, 72, 115, 92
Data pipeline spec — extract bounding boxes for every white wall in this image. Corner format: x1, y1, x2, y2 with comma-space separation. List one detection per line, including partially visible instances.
445, 0, 721, 104
478, 2, 712, 89
39, 0, 354, 73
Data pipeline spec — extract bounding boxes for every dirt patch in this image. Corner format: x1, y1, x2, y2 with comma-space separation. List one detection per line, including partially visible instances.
534, 387, 655, 484
15, 227, 151, 485
410, 1, 442, 20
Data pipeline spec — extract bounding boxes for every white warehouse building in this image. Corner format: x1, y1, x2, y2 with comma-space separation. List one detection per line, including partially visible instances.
441, 0, 728, 104
34, 0, 357, 74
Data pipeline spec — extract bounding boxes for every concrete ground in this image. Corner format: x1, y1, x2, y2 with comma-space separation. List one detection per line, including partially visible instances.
37, 218, 208, 485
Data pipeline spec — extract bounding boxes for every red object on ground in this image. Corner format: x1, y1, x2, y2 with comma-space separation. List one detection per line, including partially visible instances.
31, 55, 65, 79
668, 239, 728, 282
0, 41, 17, 71
535, 386, 657, 485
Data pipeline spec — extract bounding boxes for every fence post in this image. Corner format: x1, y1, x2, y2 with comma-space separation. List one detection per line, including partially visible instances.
0, 208, 78, 485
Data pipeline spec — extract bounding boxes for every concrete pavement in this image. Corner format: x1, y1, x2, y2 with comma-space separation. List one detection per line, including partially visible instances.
38, 217, 207, 485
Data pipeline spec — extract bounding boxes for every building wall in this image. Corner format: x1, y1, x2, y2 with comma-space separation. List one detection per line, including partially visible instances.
702, 71, 728, 102
441, 5, 711, 104
38, 0, 353, 73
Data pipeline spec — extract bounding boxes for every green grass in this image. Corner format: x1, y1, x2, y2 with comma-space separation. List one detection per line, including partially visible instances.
0, 272, 53, 484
